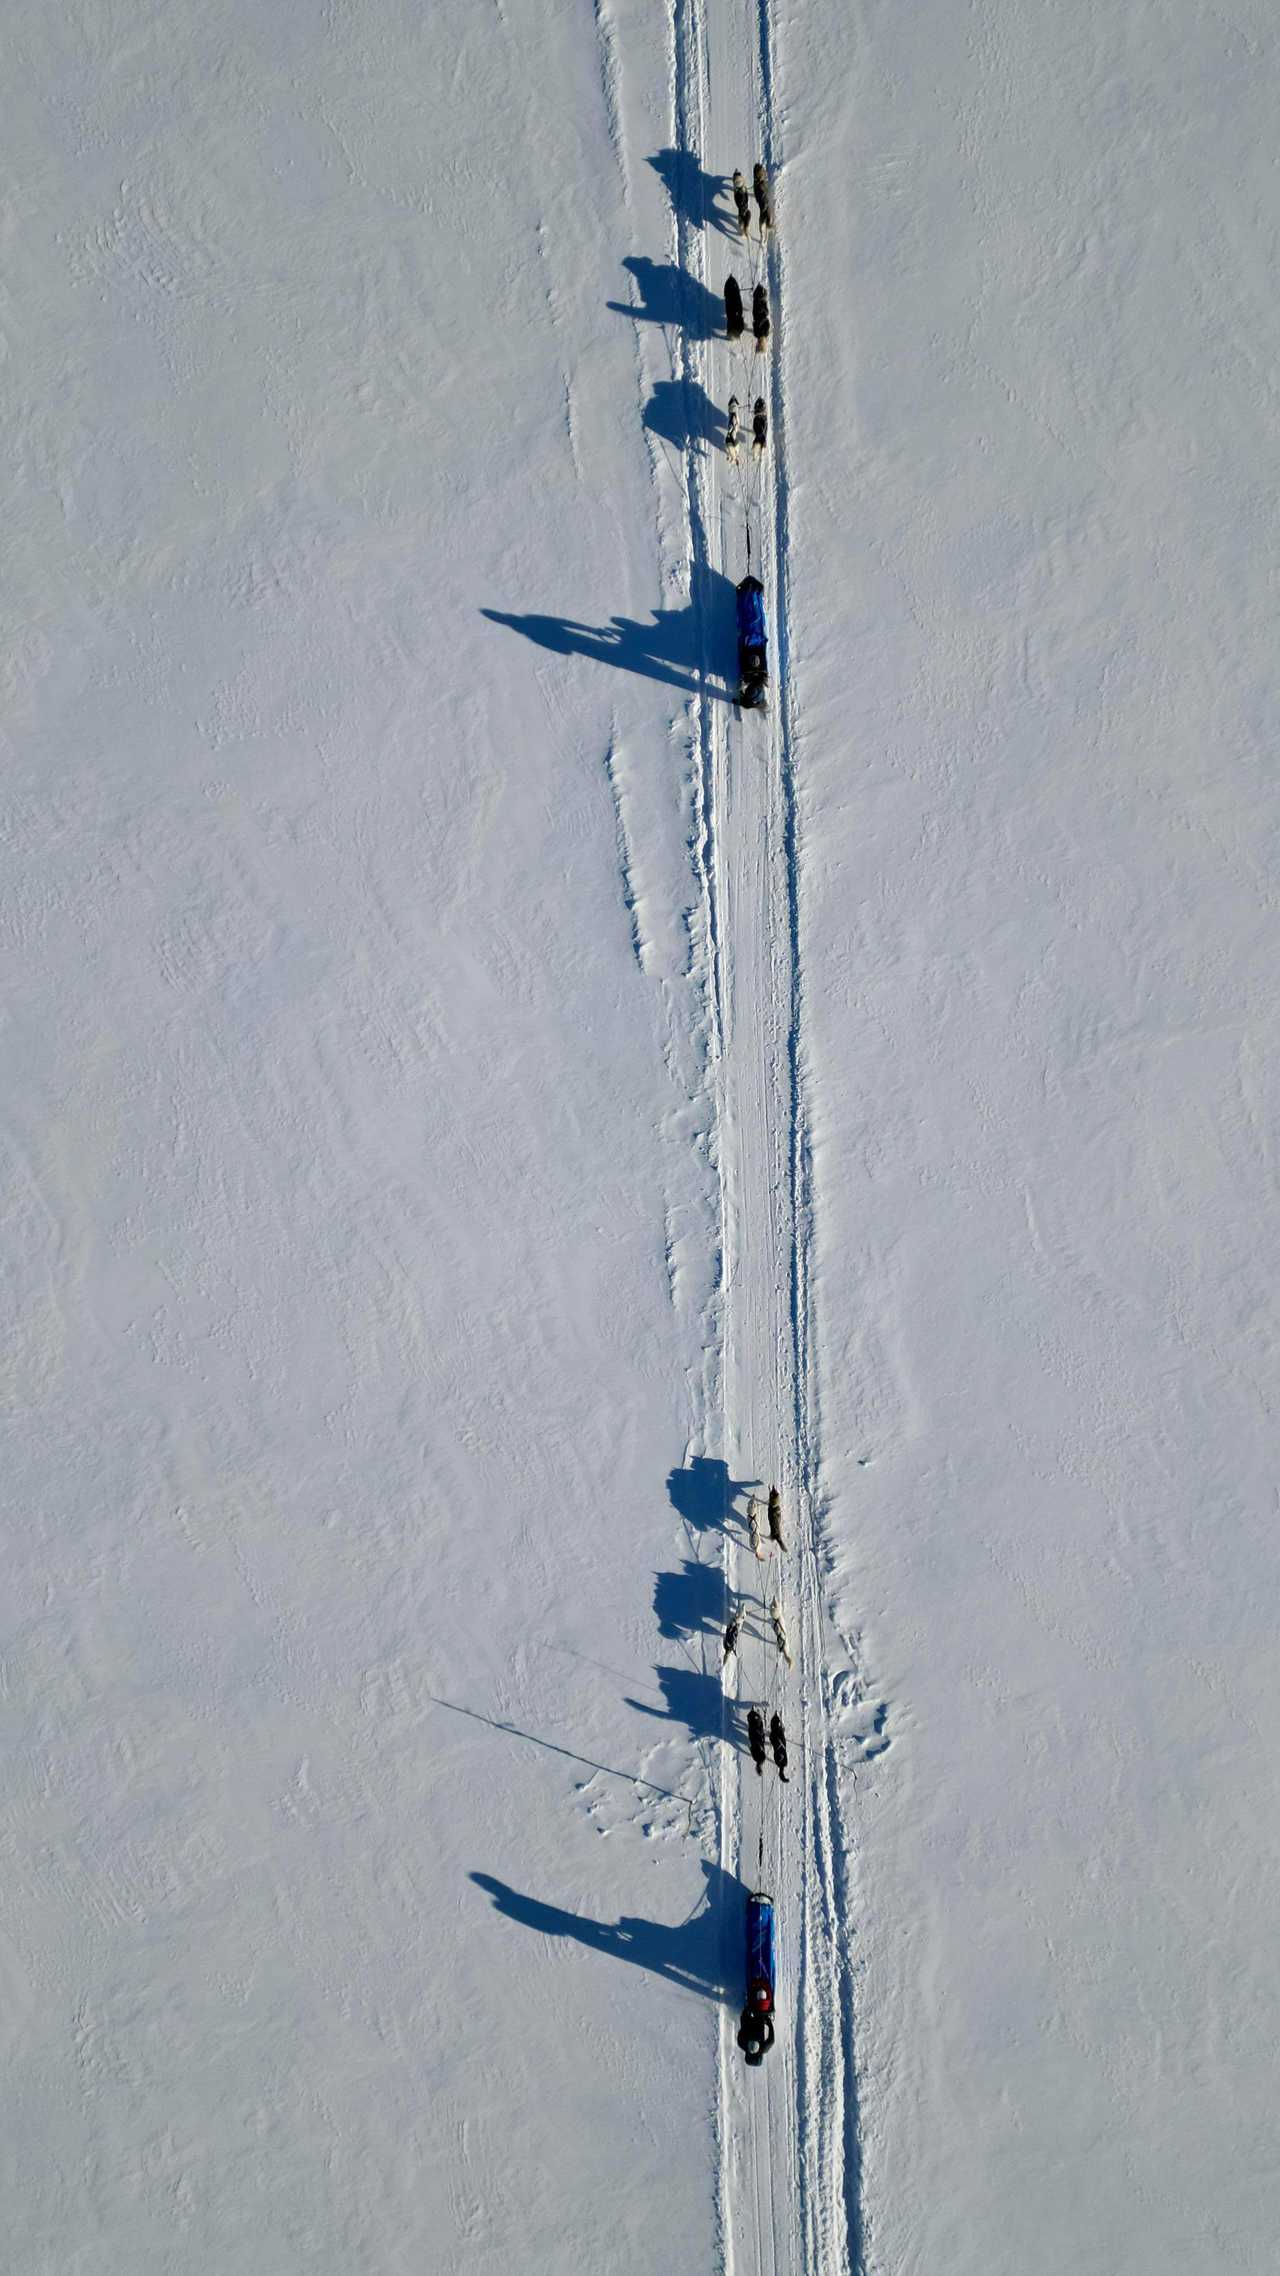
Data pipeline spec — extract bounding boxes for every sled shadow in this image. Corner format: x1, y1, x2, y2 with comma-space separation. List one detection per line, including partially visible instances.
606, 255, 725, 342
625, 1662, 723, 1744
690, 558, 740, 686
644, 377, 723, 456
666, 1456, 758, 1537
482, 574, 738, 702
471, 1855, 747, 2002
654, 1557, 724, 1642
647, 148, 735, 238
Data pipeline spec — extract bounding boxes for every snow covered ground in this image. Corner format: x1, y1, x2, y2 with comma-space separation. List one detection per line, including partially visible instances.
6, 5, 726, 2268
788, 4, 1280, 2271
6, 0, 1280, 2269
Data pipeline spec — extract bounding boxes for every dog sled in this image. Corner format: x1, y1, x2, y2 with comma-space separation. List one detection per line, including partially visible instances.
735, 576, 769, 710
737, 1890, 776, 2065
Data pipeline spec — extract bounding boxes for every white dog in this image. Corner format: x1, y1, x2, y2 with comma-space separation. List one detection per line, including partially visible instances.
770, 1595, 794, 1669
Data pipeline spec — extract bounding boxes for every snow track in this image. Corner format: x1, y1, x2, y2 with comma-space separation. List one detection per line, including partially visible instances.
661, 0, 863, 2267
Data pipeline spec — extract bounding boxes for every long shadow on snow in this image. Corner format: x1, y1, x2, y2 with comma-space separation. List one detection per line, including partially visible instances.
647, 148, 736, 239
644, 376, 723, 456
483, 565, 738, 703
606, 255, 725, 342
654, 1557, 724, 1642
429, 1693, 686, 1804
471, 1856, 747, 2002
666, 1456, 758, 1537
625, 1662, 723, 1744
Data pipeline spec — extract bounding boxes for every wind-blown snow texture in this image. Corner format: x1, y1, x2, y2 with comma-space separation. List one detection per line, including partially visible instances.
789, 5, 1280, 2272
5, 0, 1280, 2270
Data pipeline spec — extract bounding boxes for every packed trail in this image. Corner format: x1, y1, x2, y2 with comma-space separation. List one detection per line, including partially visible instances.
655, 0, 860, 2268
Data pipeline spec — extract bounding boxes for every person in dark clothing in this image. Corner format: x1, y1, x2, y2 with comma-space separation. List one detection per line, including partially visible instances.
738, 2004, 775, 2063
732, 169, 751, 234
753, 162, 773, 234
747, 1706, 767, 1775
752, 396, 768, 459
769, 1712, 789, 1782
752, 281, 770, 352
724, 274, 745, 341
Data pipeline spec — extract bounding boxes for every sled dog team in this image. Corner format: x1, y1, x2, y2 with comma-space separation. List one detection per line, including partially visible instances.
720, 179, 790, 1678
732, 163, 773, 238
723, 164, 773, 449
723, 274, 771, 356
722, 1486, 793, 1777
727, 165, 794, 2070
724, 394, 768, 466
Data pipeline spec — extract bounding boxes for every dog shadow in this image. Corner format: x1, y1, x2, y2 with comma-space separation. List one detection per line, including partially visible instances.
625, 1662, 724, 1744
607, 256, 726, 342
644, 378, 723, 456
654, 1557, 724, 1642
666, 1457, 758, 1537
647, 149, 736, 239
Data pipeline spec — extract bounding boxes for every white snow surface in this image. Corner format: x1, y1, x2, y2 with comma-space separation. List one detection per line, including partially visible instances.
5, 0, 1280, 2270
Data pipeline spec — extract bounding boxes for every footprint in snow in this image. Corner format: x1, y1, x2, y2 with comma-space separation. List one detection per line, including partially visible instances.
830, 1671, 891, 1760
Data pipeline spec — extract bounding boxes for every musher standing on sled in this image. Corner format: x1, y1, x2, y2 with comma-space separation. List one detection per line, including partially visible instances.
738, 2003, 775, 2062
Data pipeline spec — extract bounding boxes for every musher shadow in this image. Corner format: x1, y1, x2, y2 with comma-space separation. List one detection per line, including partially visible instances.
470, 1855, 747, 2002
482, 569, 738, 702
646, 148, 736, 239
